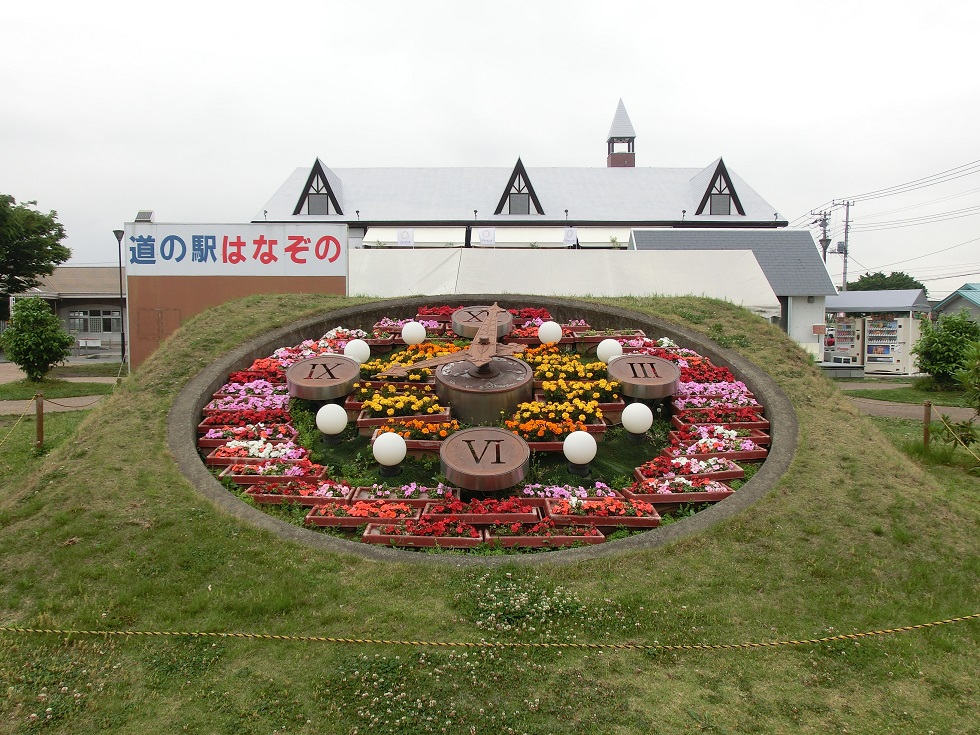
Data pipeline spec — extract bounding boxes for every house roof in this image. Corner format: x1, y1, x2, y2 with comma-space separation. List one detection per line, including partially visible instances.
630, 228, 836, 297
824, 289, 931, 313
256, 160, 786, 227
21, 267, 123, 298
933, 283, 980, 312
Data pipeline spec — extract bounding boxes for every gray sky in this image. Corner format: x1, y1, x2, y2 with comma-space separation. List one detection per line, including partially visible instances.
3, 0, 978, 298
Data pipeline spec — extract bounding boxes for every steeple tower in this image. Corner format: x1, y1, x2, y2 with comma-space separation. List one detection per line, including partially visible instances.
606, 99, 636, 168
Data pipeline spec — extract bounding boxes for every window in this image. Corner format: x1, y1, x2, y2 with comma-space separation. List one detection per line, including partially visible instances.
709, 194, 731, 215
307, 193, 331, 215
508, 193, 530, 215
66, 309, 120, 334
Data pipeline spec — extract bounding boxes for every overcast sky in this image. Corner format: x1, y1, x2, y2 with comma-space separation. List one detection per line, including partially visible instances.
3, 0, 978, 298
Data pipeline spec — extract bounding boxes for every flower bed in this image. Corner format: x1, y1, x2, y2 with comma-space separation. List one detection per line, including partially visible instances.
198, 423, 296, 449
198, 408, 292, 432
634, 455, 745, 483
205, 439, 308, 466
203, 393, 291, 415
514, 482, 620, 507
363, 519, 484, 548
219, 459, 327, 485
304, 501, 419, 528
370, 419, 462, 457
620, 476, 734, 506
196, 303, 773, 552
668, 425, 770, 451
351, 483, 458, 508
671, 406, 770, 431
485, 517, 605, 548
421, 497, 541, 526
504, 399, 605, 443
544, 497, 661, 528
245, 479, 353, 506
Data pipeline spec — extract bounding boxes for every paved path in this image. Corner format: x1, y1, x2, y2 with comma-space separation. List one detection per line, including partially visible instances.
0, 361, 120, 415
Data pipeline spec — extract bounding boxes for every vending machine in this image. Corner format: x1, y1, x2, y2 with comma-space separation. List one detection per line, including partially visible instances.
831, 316, 863, 365
863, 316, 922, 375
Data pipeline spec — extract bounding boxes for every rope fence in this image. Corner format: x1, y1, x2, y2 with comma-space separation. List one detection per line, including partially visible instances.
1, 612, 977, 652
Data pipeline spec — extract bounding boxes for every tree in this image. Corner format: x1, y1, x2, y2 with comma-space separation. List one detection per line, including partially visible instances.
911, 310, 980, 389
846, 271, 926, 294
0, 297, 75, 381
0, 195, 70, 320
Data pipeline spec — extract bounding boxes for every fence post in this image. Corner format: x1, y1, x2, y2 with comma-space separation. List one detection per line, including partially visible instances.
35, 393, 44, 450
923, 400, 931, 447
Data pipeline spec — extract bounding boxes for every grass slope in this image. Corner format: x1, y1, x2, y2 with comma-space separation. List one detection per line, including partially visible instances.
0, 294, 978, 734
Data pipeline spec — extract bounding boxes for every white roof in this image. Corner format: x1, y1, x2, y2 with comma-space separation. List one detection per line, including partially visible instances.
607, 99, 636, 140
256, 161, 784, 226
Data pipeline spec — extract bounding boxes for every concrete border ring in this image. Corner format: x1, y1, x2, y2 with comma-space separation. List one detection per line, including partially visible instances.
168, 295, 798, 566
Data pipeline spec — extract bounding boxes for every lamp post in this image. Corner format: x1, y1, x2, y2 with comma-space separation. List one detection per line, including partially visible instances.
112, 229, 126, 364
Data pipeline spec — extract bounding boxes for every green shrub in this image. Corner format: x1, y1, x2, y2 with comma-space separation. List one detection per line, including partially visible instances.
911, 310, 980, 389
0, 296, 74, 381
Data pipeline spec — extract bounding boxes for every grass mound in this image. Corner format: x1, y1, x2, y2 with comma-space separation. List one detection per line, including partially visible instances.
1, 294, 977, 734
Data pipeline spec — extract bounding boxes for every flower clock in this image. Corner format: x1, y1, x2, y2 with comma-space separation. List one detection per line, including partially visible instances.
202, 304, 771, 552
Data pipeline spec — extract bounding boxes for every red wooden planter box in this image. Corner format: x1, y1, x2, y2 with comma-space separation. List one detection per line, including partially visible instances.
304, 504, 420, 528
620, 481, 734, 507
245, 485, 353, 506
350, 487, 458, 509
204, 443, 305, 467
633, 466, 745, 484
485, 530, 606, 548
661, 447, 768, 463
667, 429, 771, 447
197, 411, 292, 433
362, 523, 485, 548
197, 424, 297, 449
421, 503, 541, 526
670, 414, 770, 432
671, 400, 763, 414
507, 490, 624, 508
543, 500, 661, 529
218, 464, 328, 486
355, 407, 451, 437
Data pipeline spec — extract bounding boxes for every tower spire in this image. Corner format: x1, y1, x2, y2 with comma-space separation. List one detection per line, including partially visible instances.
607, 99, 636, 167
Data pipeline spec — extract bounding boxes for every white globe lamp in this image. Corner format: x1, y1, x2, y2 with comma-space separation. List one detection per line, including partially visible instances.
537, 320, 562, 345
315, 403, 348, 445
343, 338, 372, 365
621, 402, 654, 443
563, 430, 597, 477
401, 321, 427, 345
373, 431, 407, 477
596, 338, 624, 364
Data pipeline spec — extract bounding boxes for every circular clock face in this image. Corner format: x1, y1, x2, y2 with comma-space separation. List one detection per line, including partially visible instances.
440, 427, 530, 493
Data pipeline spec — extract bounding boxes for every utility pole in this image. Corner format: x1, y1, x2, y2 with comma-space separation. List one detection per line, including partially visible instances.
833, 200, 852, 291
811, 210, 832, 261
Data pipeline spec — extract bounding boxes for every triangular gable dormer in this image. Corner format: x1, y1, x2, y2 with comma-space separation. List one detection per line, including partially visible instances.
292, 159, 344, 216
694, 158, 745, 216
493, 158, 545, 215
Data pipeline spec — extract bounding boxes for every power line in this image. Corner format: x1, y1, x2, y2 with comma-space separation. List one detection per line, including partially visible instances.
843, 159, 980, 202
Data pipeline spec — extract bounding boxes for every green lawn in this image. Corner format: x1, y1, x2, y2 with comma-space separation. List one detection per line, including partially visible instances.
0, 294, 978, 735
0, 379, 116, 401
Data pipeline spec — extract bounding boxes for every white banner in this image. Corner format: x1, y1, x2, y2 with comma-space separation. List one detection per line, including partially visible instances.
477, 227, 496, 245
563, 227, 578, 246
122, 223, 348, 276
396, 228, 415, 247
